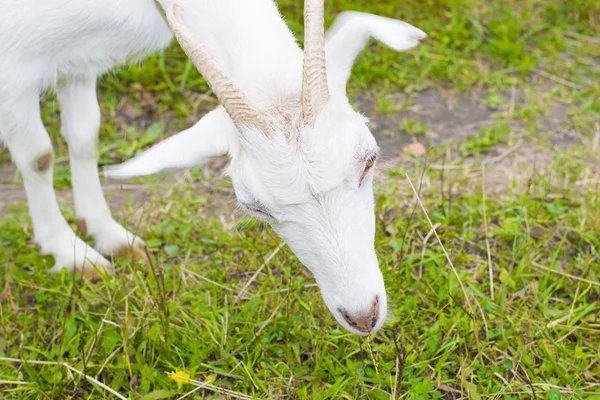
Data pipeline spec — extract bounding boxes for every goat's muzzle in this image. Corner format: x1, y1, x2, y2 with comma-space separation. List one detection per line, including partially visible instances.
337, 295, 380, 334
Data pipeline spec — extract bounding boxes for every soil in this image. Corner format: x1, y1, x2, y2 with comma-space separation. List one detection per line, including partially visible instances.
358, 89, 495, 159
0, 88, 581, 217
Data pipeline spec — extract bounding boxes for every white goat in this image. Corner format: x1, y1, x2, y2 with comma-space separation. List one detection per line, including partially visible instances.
0, 0, 425, 334
0, 0, 172, 276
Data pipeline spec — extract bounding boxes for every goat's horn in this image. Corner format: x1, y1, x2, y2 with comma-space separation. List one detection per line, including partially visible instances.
166, 3, 271, 134
302, 0, 330, 127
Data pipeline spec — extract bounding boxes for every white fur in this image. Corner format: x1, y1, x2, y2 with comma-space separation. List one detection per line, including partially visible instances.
0, 0, 172, 273
0, 0, 425, 334
106, 1, 425, 334
326, 11, 426, 91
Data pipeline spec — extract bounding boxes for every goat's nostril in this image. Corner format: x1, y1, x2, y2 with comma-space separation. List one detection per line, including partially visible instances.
338, 296, 381, 333
369, 314, 377, 328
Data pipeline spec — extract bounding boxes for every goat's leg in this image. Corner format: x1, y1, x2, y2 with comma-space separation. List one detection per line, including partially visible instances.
0, 93, 113, 279
57, 79, 146, 261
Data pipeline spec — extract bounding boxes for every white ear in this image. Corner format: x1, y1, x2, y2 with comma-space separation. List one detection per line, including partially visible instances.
325, 11, 426, 92
104, 106, 233, 179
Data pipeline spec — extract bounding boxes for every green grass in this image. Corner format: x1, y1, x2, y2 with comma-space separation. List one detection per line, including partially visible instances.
399, 119, 431, 137
1, 0, 600, 398
460, 122, 512, 157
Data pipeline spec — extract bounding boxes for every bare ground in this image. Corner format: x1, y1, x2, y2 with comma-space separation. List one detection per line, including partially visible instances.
0, 88, 586, 218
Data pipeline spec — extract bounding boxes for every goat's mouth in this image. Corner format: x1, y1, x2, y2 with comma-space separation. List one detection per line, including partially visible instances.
336, 295, 380, 334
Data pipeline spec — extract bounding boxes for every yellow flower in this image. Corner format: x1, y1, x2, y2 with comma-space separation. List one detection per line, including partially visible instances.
168, 370, 191, 385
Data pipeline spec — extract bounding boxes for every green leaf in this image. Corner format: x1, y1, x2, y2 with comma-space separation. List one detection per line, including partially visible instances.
141, 123, 164, 146
545, 389, 561, 400
503, 356, 514, 370
164, 244, 179, 256
146, 238, 162, 248
464, 382, 481, 400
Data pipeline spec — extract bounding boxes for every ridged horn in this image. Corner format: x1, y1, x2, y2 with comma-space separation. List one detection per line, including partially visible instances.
302, 0, 330, 127
166, 3, 271, 134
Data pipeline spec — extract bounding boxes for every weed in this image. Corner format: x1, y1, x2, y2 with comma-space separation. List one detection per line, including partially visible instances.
1, 0, 599, 398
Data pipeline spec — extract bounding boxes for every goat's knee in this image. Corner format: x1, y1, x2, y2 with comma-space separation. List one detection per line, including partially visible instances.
10, 138, 55, 181
33, 151, 54, 175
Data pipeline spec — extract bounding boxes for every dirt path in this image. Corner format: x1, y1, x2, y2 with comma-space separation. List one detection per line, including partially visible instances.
0, 88, 581, 217
0, 171, 149, 218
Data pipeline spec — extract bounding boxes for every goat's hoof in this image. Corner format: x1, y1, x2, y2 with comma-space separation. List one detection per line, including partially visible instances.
115, 241, 148, 263
74, 262, 115, 282
45, 230, 115, 281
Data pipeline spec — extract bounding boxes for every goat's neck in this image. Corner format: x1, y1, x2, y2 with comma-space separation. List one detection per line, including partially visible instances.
178, 0, 303, 109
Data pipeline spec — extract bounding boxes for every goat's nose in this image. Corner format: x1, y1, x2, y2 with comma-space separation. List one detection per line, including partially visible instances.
338, 296, 380, 333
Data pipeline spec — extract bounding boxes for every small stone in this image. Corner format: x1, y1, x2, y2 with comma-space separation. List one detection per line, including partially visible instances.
402, 142, 427, 156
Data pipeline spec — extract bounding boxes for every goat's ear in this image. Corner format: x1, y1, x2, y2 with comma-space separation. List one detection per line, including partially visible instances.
104, 107, 233, 179
325, 11, 426, 92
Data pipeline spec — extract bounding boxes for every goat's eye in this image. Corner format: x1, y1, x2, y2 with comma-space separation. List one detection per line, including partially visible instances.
241, 202, 273, 221
360, 155, 377, 185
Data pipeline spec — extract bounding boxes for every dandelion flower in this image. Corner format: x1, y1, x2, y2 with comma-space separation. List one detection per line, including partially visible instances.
168, 370, 191, 385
